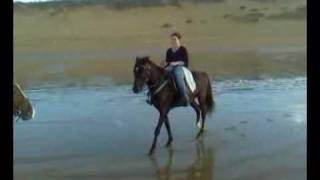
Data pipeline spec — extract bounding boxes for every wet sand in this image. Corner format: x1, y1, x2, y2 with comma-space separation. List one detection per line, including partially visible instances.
14, 45, 306, 88
14, 77, 306, 180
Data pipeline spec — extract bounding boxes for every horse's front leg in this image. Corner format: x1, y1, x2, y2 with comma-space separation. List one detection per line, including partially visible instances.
149, 114, 165, 155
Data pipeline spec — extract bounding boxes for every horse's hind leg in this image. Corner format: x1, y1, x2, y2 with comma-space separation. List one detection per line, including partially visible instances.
164, 115, 173, 147
196, 99, 207, 138
191, 101, 201, 129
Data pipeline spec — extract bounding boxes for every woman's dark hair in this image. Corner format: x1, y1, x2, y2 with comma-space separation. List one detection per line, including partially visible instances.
170, 32, 182, 39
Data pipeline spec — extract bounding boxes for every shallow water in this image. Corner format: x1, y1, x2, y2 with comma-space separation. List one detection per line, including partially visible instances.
14, 77, 306, 180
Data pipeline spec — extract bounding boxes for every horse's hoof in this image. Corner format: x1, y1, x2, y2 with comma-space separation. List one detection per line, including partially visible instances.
165, 142, 172, 148
148, 151, 154, 156
196, 130, 204, 139
197, 121, 202, 129
148, 148, 155, 156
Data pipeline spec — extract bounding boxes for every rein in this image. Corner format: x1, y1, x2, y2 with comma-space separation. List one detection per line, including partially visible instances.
153, 80, 169, 95
145, 68, 169, 105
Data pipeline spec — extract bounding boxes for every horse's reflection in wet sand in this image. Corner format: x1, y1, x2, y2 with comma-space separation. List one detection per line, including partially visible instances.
149, 136, 214, 180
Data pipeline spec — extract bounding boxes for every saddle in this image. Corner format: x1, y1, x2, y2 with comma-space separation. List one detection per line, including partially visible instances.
167, 70, 196, 94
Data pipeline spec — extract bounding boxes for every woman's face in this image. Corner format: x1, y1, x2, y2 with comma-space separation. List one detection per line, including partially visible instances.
170, 35, 180, 48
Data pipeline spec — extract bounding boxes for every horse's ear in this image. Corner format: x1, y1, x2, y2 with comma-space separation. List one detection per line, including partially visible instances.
142, 56, 151, 63
136, 56, 140, 62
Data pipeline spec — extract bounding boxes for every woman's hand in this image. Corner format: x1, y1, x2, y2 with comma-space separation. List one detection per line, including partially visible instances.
169, 61, 184, 66
160, 59, 168, 67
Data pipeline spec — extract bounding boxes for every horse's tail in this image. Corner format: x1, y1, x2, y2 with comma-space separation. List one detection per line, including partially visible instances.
205, 75, 215, 115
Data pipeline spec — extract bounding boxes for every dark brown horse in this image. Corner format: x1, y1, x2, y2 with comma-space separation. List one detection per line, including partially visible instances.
132, 56, 215, 155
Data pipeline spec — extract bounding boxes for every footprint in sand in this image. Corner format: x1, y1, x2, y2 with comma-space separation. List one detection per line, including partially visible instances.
266, 118, 274, 122
239, 120, 248, 124
283, 113, 292, 118
225, 126, 237, 131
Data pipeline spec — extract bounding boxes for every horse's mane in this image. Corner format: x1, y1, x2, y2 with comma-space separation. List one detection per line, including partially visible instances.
13, 83, 29, 109
144, 57, 165, 72
14, 83, 27, 98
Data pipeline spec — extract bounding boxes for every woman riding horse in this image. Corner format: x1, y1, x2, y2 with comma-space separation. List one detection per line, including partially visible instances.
133, 56, 214, 155
163, 32, 190, 106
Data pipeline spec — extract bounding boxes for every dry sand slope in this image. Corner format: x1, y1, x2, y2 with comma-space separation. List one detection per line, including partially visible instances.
14, 0, 306, 88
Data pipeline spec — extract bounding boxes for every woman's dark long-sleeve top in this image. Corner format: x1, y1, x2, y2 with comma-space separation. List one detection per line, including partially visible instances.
165, 46, 189, 68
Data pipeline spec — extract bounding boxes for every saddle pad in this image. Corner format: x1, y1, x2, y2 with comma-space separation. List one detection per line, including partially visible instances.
182, 67, 196, 93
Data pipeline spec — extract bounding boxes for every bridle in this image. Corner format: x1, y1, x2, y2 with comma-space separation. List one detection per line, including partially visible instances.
14, 111, 21, 122
144, 66, 170, 104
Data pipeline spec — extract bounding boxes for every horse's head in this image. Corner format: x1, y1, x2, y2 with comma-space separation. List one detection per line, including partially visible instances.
133, 56, 153, 93
13, 83, 35, 121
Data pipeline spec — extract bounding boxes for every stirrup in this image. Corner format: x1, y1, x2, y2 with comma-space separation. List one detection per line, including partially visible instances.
146, 99, 153, 105
177, 97, 189, 106
146, 92, 153, 105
